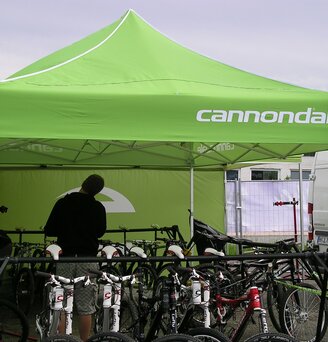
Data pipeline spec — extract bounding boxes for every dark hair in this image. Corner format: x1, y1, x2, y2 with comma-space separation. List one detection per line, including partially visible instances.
82, 174, 104, 196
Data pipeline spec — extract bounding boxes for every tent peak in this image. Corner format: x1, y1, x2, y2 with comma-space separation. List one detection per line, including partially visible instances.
1, 10, 135, 84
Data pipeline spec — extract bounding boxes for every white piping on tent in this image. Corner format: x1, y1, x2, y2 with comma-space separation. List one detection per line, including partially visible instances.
0, 10, 131, 83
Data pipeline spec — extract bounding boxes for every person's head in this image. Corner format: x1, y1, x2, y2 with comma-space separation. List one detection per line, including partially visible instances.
81, 174, 104, 196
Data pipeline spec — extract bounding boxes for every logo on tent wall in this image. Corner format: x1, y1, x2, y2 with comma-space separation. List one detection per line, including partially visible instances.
58, 187, 135, 213
197, 143, 235, 154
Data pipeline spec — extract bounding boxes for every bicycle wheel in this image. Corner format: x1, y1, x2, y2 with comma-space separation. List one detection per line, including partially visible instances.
15, 267, 35, 315
245, 332, 298, 341
153, 333, 201, 341
188, 327, 230, 341
150, 276, 171, 336
0, 298, 29, 342
87, 331, 134, 342
131, 263, 158, 299
119, 295, 139, 337
94, 296, 138, 338
279, 282, 328, 342
266, 281, 287, 332
43, 335, 81, 342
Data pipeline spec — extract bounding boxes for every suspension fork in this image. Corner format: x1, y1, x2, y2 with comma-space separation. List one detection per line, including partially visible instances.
256, 288, 269, 334
102, 281, 113, 332
64, 284, 74, 335
48, 284, 64, 336
247, 286, 269, 334
169, 278, 179, 334
112, 282, 122, 332
203, 278, 211, 328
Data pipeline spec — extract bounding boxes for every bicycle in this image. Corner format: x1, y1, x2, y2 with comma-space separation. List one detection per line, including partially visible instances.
137, 261, 230, 342
192, 228, 325, 333
89, 268, 138, 335
208, 270, 298, 342
163, 265, 231, 342
7, 241, 47, 315
99, 242, 158, 299
35, 270, 89, 342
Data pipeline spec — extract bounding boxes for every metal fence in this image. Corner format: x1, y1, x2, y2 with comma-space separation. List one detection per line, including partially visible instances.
225, 180, 311, 245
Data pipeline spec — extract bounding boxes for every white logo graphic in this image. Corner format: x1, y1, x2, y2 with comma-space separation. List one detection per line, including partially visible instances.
58, 187, 135, 213
196, 108, 328, 124
197, 143, 235, 154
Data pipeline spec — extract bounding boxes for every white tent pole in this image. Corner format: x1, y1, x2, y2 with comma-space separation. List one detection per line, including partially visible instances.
190, 166, 194, 240
238, 178, 243, 238
298, 162, 304, 250
234, 179, 239, 237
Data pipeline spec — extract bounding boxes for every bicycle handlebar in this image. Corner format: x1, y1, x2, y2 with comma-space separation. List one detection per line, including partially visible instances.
88, 269, 138, 284
34, 271, 90, 285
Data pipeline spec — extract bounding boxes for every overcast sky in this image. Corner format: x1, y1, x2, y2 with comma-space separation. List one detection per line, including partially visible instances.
1, 0, 327, 91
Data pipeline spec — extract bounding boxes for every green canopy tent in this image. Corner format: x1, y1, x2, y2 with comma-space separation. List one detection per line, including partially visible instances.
0, 9, 327, 235
1, 9, 328, 168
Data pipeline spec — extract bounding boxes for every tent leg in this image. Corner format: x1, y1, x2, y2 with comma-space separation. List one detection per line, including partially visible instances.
298, 162, 304, 250
190, 167, 194, 240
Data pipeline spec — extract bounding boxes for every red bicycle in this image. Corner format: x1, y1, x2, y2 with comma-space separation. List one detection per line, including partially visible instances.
212, 274, 297, 342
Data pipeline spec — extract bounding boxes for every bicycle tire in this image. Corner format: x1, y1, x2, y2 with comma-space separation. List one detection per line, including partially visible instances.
35, 283, 54, 338
152, 333, 201, 341
15, 267, 35, 315
266, 281, 287, 332
48, 310, 61, 336
150, 276, 173, 336
87, 331, 134, 342
279, 282, 328, 342
131, 263, 158, 299
0, 298, 29, 342
43, 334, 81, 342
244, 332, 298, 341
188, 327, 230, 341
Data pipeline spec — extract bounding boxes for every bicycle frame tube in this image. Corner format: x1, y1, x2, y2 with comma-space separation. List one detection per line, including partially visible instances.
111, 282, 122, 332
191, 275, 211, 328
97, 272, 135, 333
48, 285, 64, 336
64, 284, 74, 335
102, 281, 113, 331
203, 278, 211, 328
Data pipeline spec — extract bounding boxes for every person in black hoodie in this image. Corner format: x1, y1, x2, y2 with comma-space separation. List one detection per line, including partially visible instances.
44, 174, 106, 341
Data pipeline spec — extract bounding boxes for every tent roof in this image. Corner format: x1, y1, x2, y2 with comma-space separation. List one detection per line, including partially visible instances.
0, 9, 327, 169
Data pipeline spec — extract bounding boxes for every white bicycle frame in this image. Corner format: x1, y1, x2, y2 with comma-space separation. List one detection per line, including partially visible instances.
36, 244, 92, 338
171, 267, 211, 330
96, 271, 137, 332
36, 273, 92, 338
189, 269, 211, 328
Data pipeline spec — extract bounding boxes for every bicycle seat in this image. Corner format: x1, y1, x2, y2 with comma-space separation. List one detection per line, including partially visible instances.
101, 245, 120, 259
167, 244, 185, 259
46, 244, 62, 260
129, 246, 147, 258
203, 247, 225, 257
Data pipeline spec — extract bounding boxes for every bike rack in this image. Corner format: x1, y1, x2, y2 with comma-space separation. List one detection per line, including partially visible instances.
1, 245, 328, 342
2, 225, 185, 245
